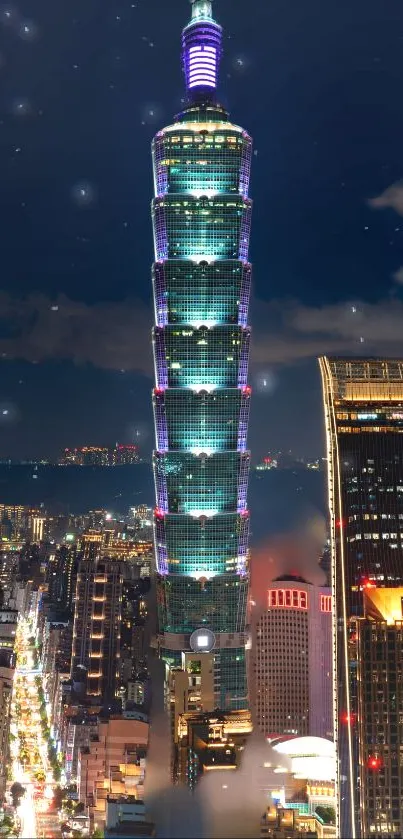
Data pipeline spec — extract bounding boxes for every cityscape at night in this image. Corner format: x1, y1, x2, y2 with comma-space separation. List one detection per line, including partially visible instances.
1, 0, 403, 837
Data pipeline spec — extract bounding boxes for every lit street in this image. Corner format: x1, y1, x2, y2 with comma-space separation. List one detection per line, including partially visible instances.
18, 784, 37, 839
9, 618, 61, 839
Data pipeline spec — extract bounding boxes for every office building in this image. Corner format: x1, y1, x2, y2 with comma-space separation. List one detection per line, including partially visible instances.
71, 534, 123, 701
0, 552, 19, 605
175, 709, 251, 788
357, 586, 403, 838
78, 712, 149, 829
151, 0, 253, 712
48, 543, 78, 613
260, 806, 335, 839
0, 609, 17, 800
0, 505, 27, 540
105, 798, 155, 838
0, 662, 14, 801
251, 577, 332, 740
319, 357, 403, 837
0, 608, 18, 665
167, 649, 253, 784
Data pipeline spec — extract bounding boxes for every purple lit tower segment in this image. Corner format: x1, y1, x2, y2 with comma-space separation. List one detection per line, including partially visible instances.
182, 0, 222, 92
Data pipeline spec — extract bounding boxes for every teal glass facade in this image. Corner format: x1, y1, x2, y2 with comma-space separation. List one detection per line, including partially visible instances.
151, 0, 252, 711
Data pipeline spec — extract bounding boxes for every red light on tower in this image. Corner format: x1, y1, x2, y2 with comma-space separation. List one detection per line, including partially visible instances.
361, 578, 376, 590
341, 712, 355, 725
368, 755, 382, 771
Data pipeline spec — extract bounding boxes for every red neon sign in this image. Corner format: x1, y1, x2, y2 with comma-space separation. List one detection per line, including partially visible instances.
320, 594, 332, 613
268, 589, 308, 610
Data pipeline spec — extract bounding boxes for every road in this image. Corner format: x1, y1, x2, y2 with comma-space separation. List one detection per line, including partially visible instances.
9, 618, 61, 839
18, 784, 37, 838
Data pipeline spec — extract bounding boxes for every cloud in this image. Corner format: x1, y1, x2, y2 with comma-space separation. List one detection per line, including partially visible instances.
250, 513, 327, 612
0, 292, 402, 374
0, 292, 152, 374
392, 266, 403, 285
368, 180, 403, 216
146, 656, 288, 839
251, 297, 403, 367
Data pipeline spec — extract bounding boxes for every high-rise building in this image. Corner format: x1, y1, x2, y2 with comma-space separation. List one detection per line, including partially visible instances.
71, 534, 123, 702
151, 0, 252, 713
0, 505, 27, 540
319, 357, 403, 837
0, 662, 14, 801
357, 586, 403, 837
0, 608, 18, 665
251, 576, 332, 741
0, 608, 17, 801
48, 544, 78, 614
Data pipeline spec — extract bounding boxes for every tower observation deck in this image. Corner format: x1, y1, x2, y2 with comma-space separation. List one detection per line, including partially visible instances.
151, 0, 253, 711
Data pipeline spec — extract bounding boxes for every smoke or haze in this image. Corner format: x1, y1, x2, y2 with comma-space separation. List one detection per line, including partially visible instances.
144, 517, 325, 837
145, 655, 208, 838
145, 654, 292, 839
250, 512, 327, 611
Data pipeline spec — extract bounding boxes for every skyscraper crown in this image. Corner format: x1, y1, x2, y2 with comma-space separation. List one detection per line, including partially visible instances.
191, 0, 214, 20
182, 0, 222, 97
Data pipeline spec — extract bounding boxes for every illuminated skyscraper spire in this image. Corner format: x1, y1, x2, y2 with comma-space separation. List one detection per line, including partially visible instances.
151, 1, 253, 716
191, 0, 213, 18
182, 0, 222, 95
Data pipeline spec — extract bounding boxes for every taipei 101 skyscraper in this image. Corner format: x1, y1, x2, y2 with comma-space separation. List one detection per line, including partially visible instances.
151, 0, 253, 716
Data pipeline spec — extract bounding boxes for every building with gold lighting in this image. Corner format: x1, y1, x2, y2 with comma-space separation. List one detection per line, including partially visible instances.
175, 708, 251, 787
260, 806, 336, 839
71, 533, 123, 701
319, 357, 403, 838
357, 586, 403, 838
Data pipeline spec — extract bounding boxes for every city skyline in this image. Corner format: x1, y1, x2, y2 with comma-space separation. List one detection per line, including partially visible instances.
1, 0, 403, 462
0, 1, 402, 837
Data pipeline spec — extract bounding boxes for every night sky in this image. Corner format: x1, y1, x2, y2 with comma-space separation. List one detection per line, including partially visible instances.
1, 0, 403, 461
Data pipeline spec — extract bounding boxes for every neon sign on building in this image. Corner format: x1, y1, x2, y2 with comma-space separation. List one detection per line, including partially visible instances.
320, 594, 332, 613
268, 589, 308, 610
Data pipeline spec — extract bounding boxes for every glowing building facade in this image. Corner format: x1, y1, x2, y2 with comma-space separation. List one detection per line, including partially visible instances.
252, 577, 332, 741
320, 357, 403, 838
151, 0, 252, 711
357, 587, 403, 838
